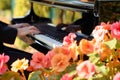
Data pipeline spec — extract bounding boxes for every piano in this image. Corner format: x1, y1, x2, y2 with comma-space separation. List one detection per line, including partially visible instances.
11, 0, 98, 53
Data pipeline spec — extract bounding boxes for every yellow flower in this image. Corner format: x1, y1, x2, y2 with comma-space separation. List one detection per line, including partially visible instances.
11, 58, 29, 72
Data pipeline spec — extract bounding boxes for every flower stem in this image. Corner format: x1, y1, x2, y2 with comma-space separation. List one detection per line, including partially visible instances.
20, 70, 26, 80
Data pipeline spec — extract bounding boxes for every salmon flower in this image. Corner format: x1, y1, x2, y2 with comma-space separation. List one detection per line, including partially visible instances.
29, 52, 46, 70
60, 73, 73, 80
44, 49, 55, 68
51, 53, 69, 72
101, 22, 111, 30
11, 58, 29, 72
79, 39, 94, 54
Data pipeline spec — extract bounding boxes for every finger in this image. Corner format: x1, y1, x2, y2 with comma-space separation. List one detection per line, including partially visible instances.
28, 30, 40, 35
28, 26, 39, 31
17, 23, 30, 28
22, 23, 30, 26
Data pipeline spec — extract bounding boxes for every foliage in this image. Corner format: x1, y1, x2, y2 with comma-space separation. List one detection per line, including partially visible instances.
1, 21, 120, 80
13, 0, 31, 17
0, 0, 10, 10
99, 1, 120, 23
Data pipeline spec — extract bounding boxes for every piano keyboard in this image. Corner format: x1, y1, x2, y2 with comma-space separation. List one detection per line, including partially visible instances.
29, 23, 91, 50
34, 34, 62, 49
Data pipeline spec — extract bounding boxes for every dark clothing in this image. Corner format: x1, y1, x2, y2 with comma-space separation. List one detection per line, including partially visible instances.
0, 21, 17, 53
0, 21, 17, 44
0, 21, 32, 65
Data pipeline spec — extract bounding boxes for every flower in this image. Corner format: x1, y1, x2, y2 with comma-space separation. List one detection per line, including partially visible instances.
0, 53, 9, 75
1, 20, 120, 80
11, 58, 29, 72
28, 52, 46, 70
60, 73, 73, 80
51, 53, 69, 72
79, 39, 94, 54
111, 21, 120, 40
113, 72, 120, 80
76, 60, 96, 79
63, 33, 76, 45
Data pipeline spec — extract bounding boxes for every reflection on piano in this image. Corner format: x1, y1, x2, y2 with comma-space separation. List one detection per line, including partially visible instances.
11, 0, 98, 53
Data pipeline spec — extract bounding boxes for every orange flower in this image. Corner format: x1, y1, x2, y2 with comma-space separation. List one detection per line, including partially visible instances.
106, 60, 120, 68
60, 45, 71, 60
69, 43, 79, 61
51, 53, 69, 72
79, 39, 94, 54
97, 43, 112, 61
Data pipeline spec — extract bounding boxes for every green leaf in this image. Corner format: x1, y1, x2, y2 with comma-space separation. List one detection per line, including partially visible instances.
105, 38, 117, 49
0, 71, 21, 80
69, 70, 77, 77
73, 77, 81, 80
116, 40, 120, 48
28, 70, 45, 80
88, 52, 100, 64
96, 65, 109, 75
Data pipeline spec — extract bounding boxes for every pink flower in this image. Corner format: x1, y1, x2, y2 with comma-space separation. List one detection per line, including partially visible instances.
44, 50, 55, 68
29, 52, 45, 70
0, 65, 8, 75
0, 53, 10, 74
60, 73, 73, 80
76, 60, 96, 79
63, 33, 76, 45
111, 21, 120, 40
113, 72, 120, 80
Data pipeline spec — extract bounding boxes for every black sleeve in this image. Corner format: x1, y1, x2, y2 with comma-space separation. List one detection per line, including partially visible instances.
0, 21, 17, 44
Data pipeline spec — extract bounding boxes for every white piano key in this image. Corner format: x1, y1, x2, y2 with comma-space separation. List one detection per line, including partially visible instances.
34, 34, 62, 48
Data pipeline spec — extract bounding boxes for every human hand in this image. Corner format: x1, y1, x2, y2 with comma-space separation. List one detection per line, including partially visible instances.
17, 26, 40, 37
9, 23, 30, 28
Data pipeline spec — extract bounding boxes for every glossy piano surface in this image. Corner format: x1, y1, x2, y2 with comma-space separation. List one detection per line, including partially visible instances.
32, 0, 94, 12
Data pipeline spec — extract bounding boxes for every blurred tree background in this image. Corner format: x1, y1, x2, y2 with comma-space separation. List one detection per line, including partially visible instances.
13, 0, 31, 17
0, 0, 10, 10
0, 0, 11, 23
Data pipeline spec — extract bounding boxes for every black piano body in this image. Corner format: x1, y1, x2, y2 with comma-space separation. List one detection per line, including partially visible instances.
11, 0, 120, 54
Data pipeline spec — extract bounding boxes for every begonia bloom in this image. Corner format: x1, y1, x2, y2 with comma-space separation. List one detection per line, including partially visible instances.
76, 60, 96, 79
